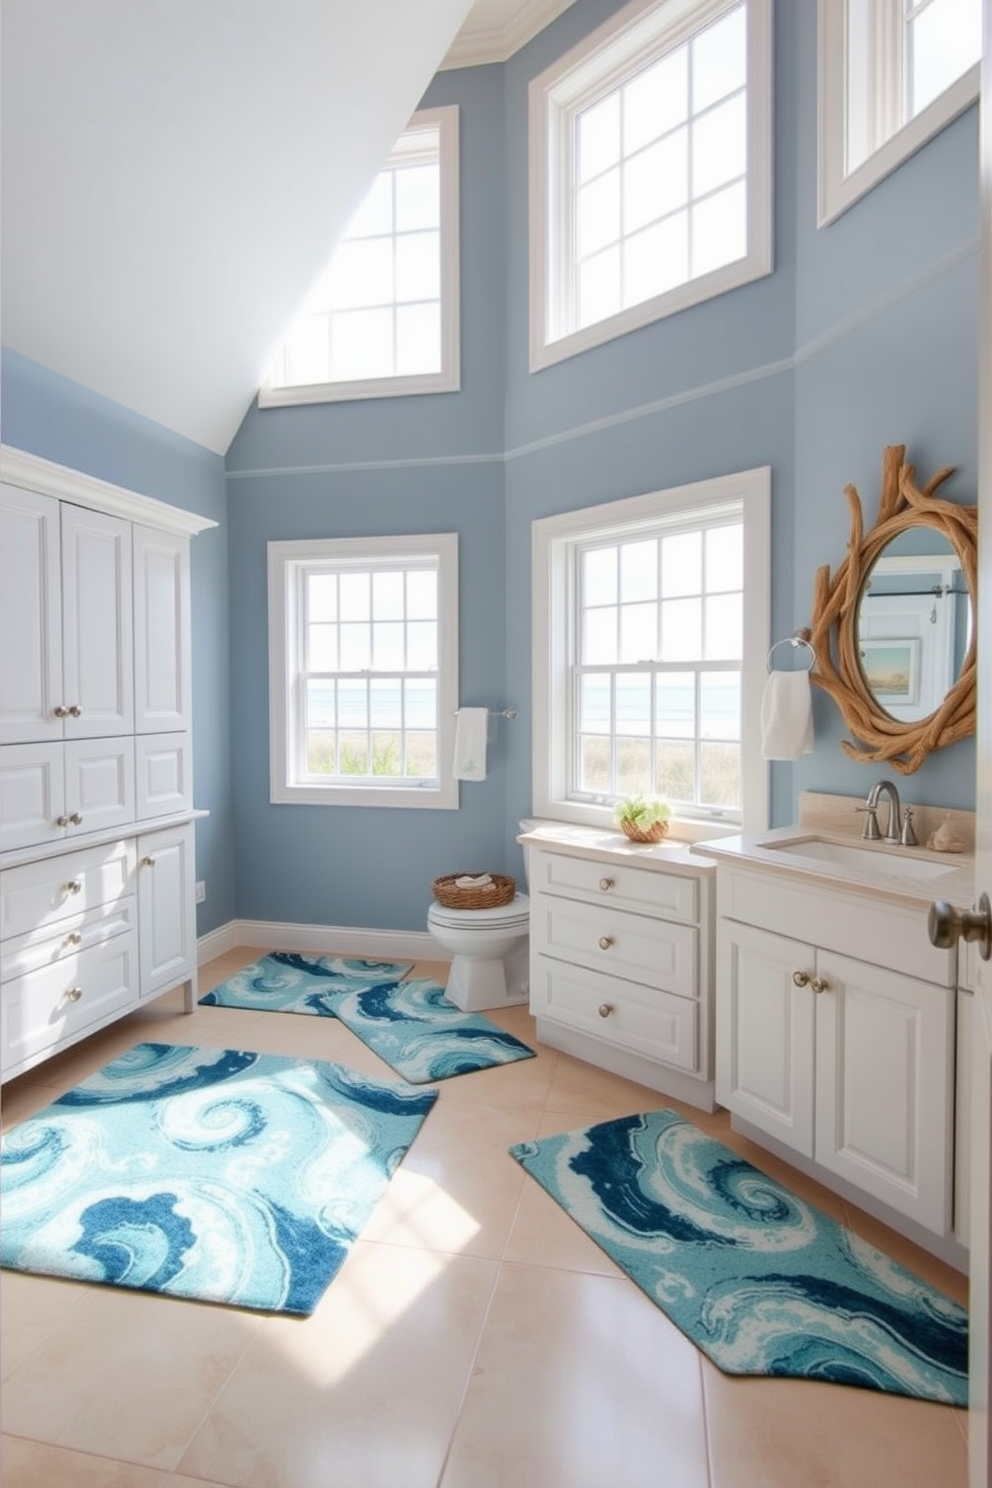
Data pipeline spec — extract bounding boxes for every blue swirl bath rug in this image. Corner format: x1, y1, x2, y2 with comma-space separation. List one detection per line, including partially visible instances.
330, 978, 536, 1083
0, 1041, 438, 1315
509, 1108, 967, 1405
199, 952, 414, 1014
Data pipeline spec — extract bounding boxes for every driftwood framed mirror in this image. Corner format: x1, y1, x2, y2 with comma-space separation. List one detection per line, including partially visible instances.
807, 445, 977, 775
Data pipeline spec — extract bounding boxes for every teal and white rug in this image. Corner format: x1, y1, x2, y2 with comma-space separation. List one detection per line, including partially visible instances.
202, 954, 536, 1084
509, 1108, 968, 1406
1, 1042, 437, 1315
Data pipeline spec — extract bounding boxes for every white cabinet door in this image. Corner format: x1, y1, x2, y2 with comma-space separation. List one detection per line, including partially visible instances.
0, 742, 66, 851
0, 484, 62, 744
132, 526, 191, 734
60, 503, 133, 738
716, 919, 815, 1157
136, 822, 196, 1000
64, 737, 136, 838
814, 950, 954, 1235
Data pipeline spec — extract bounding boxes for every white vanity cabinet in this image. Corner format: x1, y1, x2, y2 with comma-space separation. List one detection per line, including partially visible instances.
714, 858, 957, 1239
524, 831, 716, 1111
0, 448, 215, 1082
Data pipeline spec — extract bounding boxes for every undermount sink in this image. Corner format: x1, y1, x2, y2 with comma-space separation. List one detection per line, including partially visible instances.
765, 836, 959, 881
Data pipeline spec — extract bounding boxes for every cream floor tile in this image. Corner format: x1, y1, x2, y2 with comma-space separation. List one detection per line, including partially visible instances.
178, 1242, 500, 1488
0, 1275, 91, 1382
502, 1162, 624, 1276
544, 1051, 679, 1122
1, 1435, 233, 1488
439, 1260, 711, 1488
2, 1285, 261, 1471
702, 1361, 969, 1488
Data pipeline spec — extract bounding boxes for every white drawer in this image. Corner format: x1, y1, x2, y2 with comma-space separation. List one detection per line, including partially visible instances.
532, 955, 698, 1072
532, 849, 698, 923
532, 893, 697, 999
2, 930, 138, 1078
1, 897, 136, 980
1, 838, 135, 941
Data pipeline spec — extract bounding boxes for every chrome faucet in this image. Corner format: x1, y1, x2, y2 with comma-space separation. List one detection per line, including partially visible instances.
861, 779, 917, 845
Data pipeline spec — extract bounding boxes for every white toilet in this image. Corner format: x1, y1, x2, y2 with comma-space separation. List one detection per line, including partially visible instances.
427, 819, 538, 1013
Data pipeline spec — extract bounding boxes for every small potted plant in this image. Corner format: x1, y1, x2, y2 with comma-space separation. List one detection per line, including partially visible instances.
613, 794, 672, 844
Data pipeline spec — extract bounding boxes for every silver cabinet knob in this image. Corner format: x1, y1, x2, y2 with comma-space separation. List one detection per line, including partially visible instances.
598, 935, 614, 950
68, 705, 82, 717
598, 1003, 613, 1018
56, 815, 70, 828
599, 877, 614, 891
142, 855, 155, 867
810, 976, 830, 994
64, 879, 82, 895
929, 894, 992, 960
53, 704, 69, 718
64, 931, 82, 947
69, 813, 82, 826
63, 987, 83, 1004
792, 970, 810, 987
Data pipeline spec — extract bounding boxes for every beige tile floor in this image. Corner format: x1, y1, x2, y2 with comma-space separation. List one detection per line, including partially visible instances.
0, 947, 971, 1488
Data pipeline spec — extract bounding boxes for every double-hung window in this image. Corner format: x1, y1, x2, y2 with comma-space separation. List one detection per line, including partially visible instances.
532, 469, 770, 835
260, 105, 460, 405
818, 0, 981, 225
269, 534, 459, 808
529, 0, 773, 370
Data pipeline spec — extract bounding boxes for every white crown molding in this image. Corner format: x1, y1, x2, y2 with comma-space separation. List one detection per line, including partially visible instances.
440, 0, 577, 68
0, 445, 217, 536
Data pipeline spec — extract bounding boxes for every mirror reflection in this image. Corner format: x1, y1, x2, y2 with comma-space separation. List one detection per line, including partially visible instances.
856, 533, 973, 724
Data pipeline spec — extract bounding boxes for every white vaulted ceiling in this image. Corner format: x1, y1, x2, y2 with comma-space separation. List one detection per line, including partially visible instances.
0, 0, 577, 455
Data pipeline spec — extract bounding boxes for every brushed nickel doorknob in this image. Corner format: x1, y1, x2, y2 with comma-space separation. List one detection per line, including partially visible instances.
929, 893, 992, 960
810, 976, 830, 993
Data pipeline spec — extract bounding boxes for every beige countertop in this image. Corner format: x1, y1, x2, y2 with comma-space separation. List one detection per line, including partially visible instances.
518, 821, 716, 878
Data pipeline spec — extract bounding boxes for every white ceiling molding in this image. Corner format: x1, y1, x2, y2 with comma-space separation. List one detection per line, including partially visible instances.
441, 0, 579, 67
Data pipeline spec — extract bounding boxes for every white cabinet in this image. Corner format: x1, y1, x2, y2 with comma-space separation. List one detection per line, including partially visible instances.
526, 835, 716, 1111
714, 861, 956, 1238
0, 448, 215, 1081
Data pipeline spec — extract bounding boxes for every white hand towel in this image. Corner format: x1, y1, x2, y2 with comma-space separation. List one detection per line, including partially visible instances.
760, 670, 815, 761
454, 708, 488, 781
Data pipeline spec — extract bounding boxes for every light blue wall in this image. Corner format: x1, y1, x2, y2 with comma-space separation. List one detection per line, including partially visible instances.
0, 349, 235, 936
2, 0, 979, 938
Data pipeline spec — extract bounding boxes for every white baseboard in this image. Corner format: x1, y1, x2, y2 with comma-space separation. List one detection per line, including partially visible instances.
198, 920, 447, 967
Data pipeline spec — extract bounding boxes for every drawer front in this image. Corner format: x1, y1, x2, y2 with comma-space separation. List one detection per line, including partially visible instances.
1, 839, 135, 941
2, 931, 138, 1077
531, 955, 698, 1072
532, 850, 698, 923
532, 894, 697, 999
1, 897, 137, 980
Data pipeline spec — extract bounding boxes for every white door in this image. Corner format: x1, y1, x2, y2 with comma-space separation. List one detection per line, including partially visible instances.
968, 11, 992, 1480
60, 503, 133, 738
132, 525, 192, 733
0, 484, 63, 744
136, 822, 196, 999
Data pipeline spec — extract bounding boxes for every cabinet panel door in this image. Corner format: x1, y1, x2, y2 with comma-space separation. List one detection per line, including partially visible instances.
136, 822, 196, 999
132, 526, 191, 733
135, 732, 193, 819
60, 504, 133, 738
716, 920, 815, 1157
64, 737, 136, 837
0, 484, 62, 743
0, 742, 65, 852
814, 951, 953, 1235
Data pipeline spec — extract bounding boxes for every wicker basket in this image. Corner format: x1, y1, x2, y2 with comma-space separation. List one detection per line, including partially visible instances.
618, 818, 670, 844
432, 873, 517, 910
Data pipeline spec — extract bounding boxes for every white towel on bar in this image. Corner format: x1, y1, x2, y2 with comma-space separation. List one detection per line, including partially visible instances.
454, 708, 488, 781
760, 670, 815, 761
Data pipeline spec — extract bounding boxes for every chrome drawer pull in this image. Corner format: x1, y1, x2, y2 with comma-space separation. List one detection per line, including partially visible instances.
598, 1003, 613, 1018
792, 970, 810, 987
598, 935, 614, 950
64, 931, 83, 947
64, 879, 82, 895
599, 877, 614, 891
62, 987, 83, 1004
811, 976, 830, 994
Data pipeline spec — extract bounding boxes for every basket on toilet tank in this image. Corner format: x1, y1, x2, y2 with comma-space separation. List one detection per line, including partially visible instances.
431, 873, 517, 911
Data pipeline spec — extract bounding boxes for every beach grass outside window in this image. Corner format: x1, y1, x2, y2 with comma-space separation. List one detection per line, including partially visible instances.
818, 0, 980, 225
268, 534, 458, 808
533, 470, 770, 836
529, 0, 772, 371
260, 106, 459, 405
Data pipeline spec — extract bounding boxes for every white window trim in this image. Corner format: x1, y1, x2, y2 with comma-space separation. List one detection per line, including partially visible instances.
528, 0, 774, 373
259, 105, 461, 407
268, 532, 459, 808
532, 467, 770, 838
817, 0, 979, 228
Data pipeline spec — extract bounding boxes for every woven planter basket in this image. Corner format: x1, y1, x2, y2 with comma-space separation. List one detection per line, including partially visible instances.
618, 818, 670, 844
432, 873, 517, 910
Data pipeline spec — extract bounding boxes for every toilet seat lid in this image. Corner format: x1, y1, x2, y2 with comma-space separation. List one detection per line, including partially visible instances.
429, 894, 530, 930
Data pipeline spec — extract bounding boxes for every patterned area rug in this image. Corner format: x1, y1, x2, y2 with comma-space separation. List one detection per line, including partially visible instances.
202, 953, 536, 1084
509, 1108, 968, 1406
1, 1042, 437, 1315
